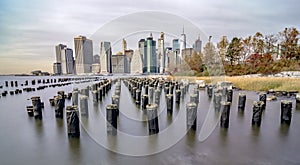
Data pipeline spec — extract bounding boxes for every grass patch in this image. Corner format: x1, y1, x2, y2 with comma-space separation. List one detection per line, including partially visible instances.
170, 76, 300, 92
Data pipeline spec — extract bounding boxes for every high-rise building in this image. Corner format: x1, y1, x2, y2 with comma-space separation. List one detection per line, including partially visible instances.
158, 32, 165, 73
131, 49, 143, 74
93, 54, 100, 64
61, 48, 75, 74
55, 44, 67, 63
143, 33, 157, 73
53, 62, 62, 75
112, 54, 129, 73
138, 39, 146, 71
179, 27, 186, 63
122, 38, 127, 55
100, 41, 112, 74
172, 39, 179, 51
193, 35, 202, 53
74, 36, 93, 74
124, 49, 134, 73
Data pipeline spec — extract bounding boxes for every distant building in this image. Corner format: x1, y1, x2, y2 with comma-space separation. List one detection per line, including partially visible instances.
182, 48, 194, 59
92, 63, 100, 74
100, 41, 112, 74
158, 32, 165, 73
74, 36, 93, 74
124, 49, 134, 73
122, 38, 127, 55
53, 62, 62, 75
131, 49, 143, 74
112, 54, 129, 73
193, 35, 202, 53
93, 54, 100, 64
143, 33, 157, 73
172, 39, 179, 51
55, 44, 67, 63
179, 27, 186, 63
61, 48, 75, 74
138, 39, 147, 71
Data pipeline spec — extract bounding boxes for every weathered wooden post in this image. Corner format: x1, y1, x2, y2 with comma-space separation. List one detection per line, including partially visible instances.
149, 87, 154, 104
106, 104, 118, 135
214, 93, 222, 111
136, 89, 141, 105
112, 95, 120, 116
154, 89, 160, 105
66, 106, 80, 137
5, 81, 8, 87
207, 86, 213, 98
92, 90, 98, 102
31, 97, 42, 120
259, 92, 267, 111
252, 101, 264, 127
186, 102, 197, 130
296, 94, 300, 111
98, 88, 102, 101
190, 94, 198, 105
146, 104, 159, 135
144, 85, 149, 95
238, 93, 247, 111
142, 94, 149, 113
227, 89, 233, 103
80, 95, 88, 116
281, 100, 292, 125
166, 94, 173, 115
54, 95, 64, 118
175, 89, 181, 104
220, 101, 231, 128
72, 91, 79, 106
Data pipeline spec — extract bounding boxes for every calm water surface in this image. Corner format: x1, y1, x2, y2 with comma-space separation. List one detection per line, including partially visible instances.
0, 76, 299, 165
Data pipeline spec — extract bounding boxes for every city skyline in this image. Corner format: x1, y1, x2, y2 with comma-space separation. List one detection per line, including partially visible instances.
0, 0, 299, 74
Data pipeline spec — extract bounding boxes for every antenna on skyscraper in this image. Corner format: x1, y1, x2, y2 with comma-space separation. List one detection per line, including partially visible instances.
182, 25, 185, 34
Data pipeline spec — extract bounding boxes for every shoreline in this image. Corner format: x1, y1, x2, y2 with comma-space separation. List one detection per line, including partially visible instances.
171, 76, 300, 93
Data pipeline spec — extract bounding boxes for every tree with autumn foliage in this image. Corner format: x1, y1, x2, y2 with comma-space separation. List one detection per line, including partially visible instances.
278, 27, 299, 60
226, 37, 243, 66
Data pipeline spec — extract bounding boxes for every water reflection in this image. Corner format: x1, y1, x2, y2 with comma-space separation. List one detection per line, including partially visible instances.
68, 138, 82, 164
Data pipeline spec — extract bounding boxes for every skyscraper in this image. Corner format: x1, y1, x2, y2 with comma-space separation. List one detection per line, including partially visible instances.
93, 54, 100, 64
172, 39, 179, 51
61, 48, 75, 74
53, 63, 62, 75
193, 35, 202, 53
100, 41, 112, 74
74, 36, 93, 74
158, 32, 165, 73
131, 49, 143, 74
55, 44, 67, 63
122, 38, 127, 55
144, 33, 157, 73
138, 39, 147, 72
179, 27, 186, 63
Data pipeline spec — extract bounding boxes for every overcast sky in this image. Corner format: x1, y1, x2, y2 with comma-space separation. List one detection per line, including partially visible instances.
0, 0, 299, 74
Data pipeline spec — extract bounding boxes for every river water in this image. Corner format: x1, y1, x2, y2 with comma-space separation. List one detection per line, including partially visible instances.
0, 76, 299, 165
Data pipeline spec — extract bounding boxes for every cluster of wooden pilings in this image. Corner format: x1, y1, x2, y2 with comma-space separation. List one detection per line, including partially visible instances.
1, 77, 99, 98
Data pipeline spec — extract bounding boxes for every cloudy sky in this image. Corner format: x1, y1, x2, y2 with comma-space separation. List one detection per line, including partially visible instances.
0, 0, 299, 74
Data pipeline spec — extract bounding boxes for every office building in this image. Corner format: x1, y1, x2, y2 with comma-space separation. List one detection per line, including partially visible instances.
143, 33, 157, 73
93, 54, 100, 64
193, 35, 202, 53
55, 44, 66, 63
122, 38, 127, 55
179, 27, 186, 63
112, 54, 129, 73
61, 48, 75, 74
74, 36, 93, 74
131, 49, 143, 74
158, 32, 165, 73
53, 62, 62, 75
172, 39, 179, 51
100, 41, 112, 74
